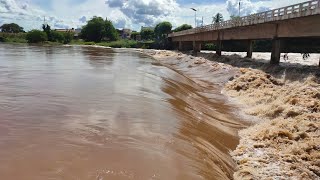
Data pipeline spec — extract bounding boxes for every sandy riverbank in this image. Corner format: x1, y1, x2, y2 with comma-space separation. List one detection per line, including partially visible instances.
143, 50, 320, 179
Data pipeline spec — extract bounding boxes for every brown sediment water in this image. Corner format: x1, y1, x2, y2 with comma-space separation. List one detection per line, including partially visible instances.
0, 44, 247, 180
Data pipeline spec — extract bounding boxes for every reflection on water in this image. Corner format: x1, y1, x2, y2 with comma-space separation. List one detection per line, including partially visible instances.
0, 44, 246, 179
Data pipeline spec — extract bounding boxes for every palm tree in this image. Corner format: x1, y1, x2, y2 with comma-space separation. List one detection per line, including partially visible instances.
212, 13, 224, 24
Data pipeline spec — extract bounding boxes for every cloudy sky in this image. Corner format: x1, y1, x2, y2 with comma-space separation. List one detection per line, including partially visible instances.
0, 0, 308, 31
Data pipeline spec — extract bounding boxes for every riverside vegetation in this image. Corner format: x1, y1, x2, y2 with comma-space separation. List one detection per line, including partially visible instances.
0, 16, 178, 49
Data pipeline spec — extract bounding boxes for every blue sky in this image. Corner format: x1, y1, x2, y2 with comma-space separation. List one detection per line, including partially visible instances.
0, 0, 308, 31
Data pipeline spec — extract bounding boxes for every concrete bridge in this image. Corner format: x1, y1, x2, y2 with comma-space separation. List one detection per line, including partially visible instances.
169, 0, 320, 64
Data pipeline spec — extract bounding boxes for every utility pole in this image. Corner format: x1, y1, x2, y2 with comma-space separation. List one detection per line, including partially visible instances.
202, 16, 204, 26
43, 16, 47, 26
191, 8, 197, 28
195, 10, 197, 27
239, 0, 241, 17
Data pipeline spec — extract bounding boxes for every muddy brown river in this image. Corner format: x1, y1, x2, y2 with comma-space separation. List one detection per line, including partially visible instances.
0, 44, 247, 180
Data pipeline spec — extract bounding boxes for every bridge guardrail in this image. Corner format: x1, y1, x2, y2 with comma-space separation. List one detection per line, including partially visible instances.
169, 0, 320, 37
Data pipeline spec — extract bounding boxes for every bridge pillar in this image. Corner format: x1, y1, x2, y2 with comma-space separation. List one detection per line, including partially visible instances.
178, 41, 186, 51
271, 38, 282, 64
216, 40, 222, 56
246, 40, 254, 58
178, 41, 182, 50
193, 41, 201, 53
172, 42, 178, 50
177, 41, 193, 51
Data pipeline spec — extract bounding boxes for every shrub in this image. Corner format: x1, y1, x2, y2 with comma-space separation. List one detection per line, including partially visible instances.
141, 44, 148, 49
0, 36, 4, 42
98, 40, 138, 48
204, 43, 216, 50
0, 32, 27, 43
50, 31, 65, 43
173, 24, 192, 32
137, 41, 155, 49
26, 30, 47, 43
62, 32, 74, 44
5, 37, 27, 43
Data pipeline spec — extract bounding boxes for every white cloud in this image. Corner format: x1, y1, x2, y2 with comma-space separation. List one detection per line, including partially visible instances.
105, 0, 179, 28
108, 9, 132, 29
106, 0, 126, 8
226, 0, 308, 17
0, 0, 71, 30
0, 0, 311, 31
227, 0, 257, 16
171, 2, 230, 28
79, 16, 87, 23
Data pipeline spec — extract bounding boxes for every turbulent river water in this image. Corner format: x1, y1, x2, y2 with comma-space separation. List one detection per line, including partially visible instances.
0, 44, 247, 180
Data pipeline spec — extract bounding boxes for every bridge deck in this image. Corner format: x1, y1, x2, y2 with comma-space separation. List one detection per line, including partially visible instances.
169, 0, 320, 38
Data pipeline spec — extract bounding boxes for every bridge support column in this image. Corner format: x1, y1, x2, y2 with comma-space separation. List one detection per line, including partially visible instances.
216, 40, 222, 56
271, 38, 282, 64
246, 40, 254, 58
193, 41, 201, 54
177, 41, 193, 51
178, 41, 183, 51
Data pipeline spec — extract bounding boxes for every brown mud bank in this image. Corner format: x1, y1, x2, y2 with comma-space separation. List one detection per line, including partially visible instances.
143, 50, 320, 180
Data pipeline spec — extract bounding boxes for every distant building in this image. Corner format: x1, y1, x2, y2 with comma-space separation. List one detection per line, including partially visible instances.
117, 28, 132, 39
54, 28, 81, 38
54, 28, 75, 33
74, 28, 81, 37
122, 28, 132, 39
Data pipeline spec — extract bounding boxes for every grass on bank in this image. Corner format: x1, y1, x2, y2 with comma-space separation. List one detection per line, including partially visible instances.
1, 31, 73, 45
0, 32, 59, 45
0, 32, 27, 43
0, 32, 155, 49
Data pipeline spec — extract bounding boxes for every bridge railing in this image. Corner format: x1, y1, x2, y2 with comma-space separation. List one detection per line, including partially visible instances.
169, 0, 320, 37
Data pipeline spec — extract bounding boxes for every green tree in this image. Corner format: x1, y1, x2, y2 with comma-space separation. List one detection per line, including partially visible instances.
26, 30, 48, 43
0, 23, 24, 33
81, 17, 106, 42
173, 24, 192, 32
81, 16, 118, 42
212, 13, 224, 24
130, 31, 140, 40
104, 19, 118, 41
42, 24, 52, 41
154, 22, 172, 49
230, 15, 241, 20
154, 21, 172, 40
140, 28, 154, 40
230, 15, 241, 26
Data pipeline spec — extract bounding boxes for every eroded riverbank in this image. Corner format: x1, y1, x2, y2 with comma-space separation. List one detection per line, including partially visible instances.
144, 50, 320, 179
